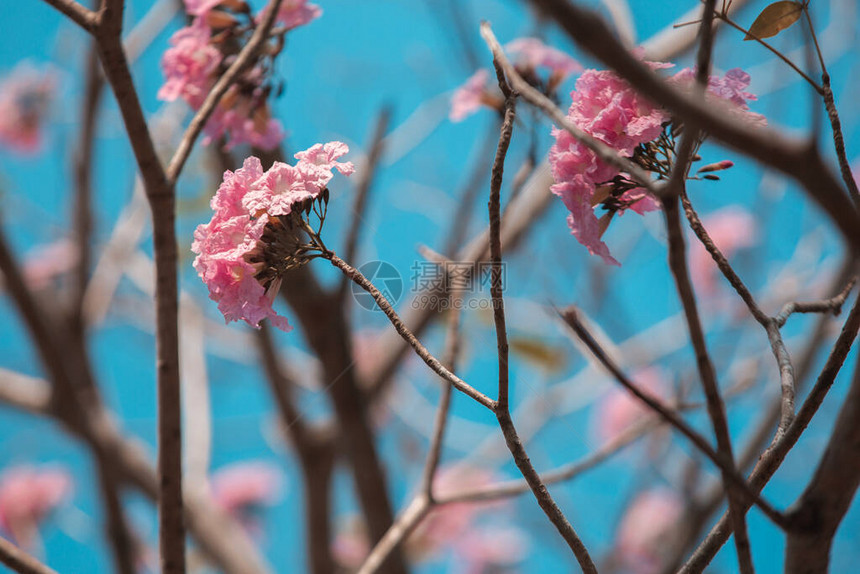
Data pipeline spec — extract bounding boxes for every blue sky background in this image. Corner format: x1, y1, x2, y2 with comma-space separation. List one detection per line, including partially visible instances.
1, 0, 859, 572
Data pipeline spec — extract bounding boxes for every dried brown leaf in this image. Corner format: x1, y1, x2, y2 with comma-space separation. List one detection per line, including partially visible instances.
744, 1, 803, 41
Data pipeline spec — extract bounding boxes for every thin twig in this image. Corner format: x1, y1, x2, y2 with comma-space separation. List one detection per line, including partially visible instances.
679, 192, 798, 437
361, 296, 464, 573
420, 304, 463, 498
775, 277, 857, 327
715, 12, 822, 93
325, 253, 495, 410
483, 40, 597, 572
356, 497, 432, 574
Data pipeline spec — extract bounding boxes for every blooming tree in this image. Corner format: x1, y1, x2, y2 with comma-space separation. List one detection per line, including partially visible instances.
1, 1, 860, 574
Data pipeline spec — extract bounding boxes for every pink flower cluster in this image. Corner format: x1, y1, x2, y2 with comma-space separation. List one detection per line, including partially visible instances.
0, 64, 55, 154
450, 37, 580, 122
549, 67, 668, 265
192, 142, 354, 330
0, 465, 72, 548
160, 1, 320, 149
670, 67, 766, 126
549, 65, 763, 265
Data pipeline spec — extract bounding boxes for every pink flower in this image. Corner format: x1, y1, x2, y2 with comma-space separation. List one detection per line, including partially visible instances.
203, 99, 285, 151
670, 67, 766, 127
453, 526, 529, 574
450, 69, 494, 122
158, 18, 222, 103
407, 465, 499, 559
210, 461, 283, 517
183, 0, 223, 16
688, 205, 757, 295
192, 144, 353, 330
0, 465, 73, 548
506, 37, 582, 80
294, 141, 356, 191
592, 367, 666, 445
275, 0, 322, 29
0, 64, 55, 154
21, 238, 79, 290
210, 461, 283, 537
332, 518, 370, 570
193, 212, 291, 330
615, 489, 684, 574
549, 66, 667, 264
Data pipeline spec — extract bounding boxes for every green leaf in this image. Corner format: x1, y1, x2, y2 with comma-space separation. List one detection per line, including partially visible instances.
744, 1, 803, 41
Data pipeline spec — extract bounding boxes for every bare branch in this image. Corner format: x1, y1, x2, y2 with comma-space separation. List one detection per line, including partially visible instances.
0, 536, 58, 574
482, 43, 597, 571
680, 292, 860, 572
559, 306, 787, 527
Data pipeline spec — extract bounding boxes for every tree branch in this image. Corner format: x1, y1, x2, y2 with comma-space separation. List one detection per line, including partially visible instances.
0, 536, 58, 574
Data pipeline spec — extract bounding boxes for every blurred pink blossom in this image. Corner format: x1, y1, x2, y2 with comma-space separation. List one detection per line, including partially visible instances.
406, 465, 499, 559
159, 11, 287, 150
20, 238, 79, 291
450, 69, 496, 122
452, 526, 530, 574
0, 64, 55, 154
158, 18, 222, 104
506, 37, 582, 81
275, 0, 322, 29
670, 68, 767, 127
0, 465, 73, 548
210, 461, 284, 518
183, 0, 223, 16
592, 367, 666, 445
615, 488, 684, 574
687, 205, 757, 296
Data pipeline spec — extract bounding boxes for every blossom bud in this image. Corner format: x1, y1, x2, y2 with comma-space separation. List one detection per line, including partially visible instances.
697, 160, 734, 173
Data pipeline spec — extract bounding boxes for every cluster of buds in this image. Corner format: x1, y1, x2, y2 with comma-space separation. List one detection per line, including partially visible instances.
192, 142, 353, 331
449, 37, 581, 122
159, 0, 321, 149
